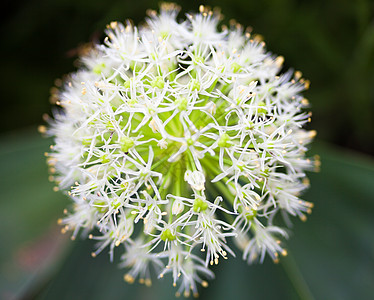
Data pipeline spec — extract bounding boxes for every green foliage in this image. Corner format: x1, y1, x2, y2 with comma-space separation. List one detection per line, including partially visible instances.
0, 133, 373, 299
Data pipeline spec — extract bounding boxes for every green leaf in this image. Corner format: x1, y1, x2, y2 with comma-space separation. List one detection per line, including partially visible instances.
1, 132, 373, 299
287, 142, 374, 300
0, 129, 69, 299
38, 141, 373, 299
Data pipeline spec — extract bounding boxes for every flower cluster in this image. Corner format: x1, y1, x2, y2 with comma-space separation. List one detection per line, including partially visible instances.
44, 3, 318, 297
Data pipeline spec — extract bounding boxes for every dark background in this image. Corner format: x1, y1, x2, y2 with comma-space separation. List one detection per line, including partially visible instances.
1, 1, 373, 300
1, 0, 374, 154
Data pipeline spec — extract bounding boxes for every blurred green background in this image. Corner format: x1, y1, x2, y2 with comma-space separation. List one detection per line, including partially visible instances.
1, 0, 373, 299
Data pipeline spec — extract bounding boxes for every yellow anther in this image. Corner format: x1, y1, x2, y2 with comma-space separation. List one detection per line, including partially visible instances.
294, 71, 302, 79
38, 125, 47, 133
145, 279, 152, 287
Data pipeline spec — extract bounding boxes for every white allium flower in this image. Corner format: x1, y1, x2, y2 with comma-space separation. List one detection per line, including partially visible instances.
45, 3, 319, 297
184, 170, 206, 191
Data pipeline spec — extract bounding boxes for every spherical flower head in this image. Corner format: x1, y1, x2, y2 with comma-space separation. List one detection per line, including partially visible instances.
44, 3, 319, 297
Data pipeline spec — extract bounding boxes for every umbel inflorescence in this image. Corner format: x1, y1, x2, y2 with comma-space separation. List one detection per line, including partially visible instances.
43, 3, 319, 297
